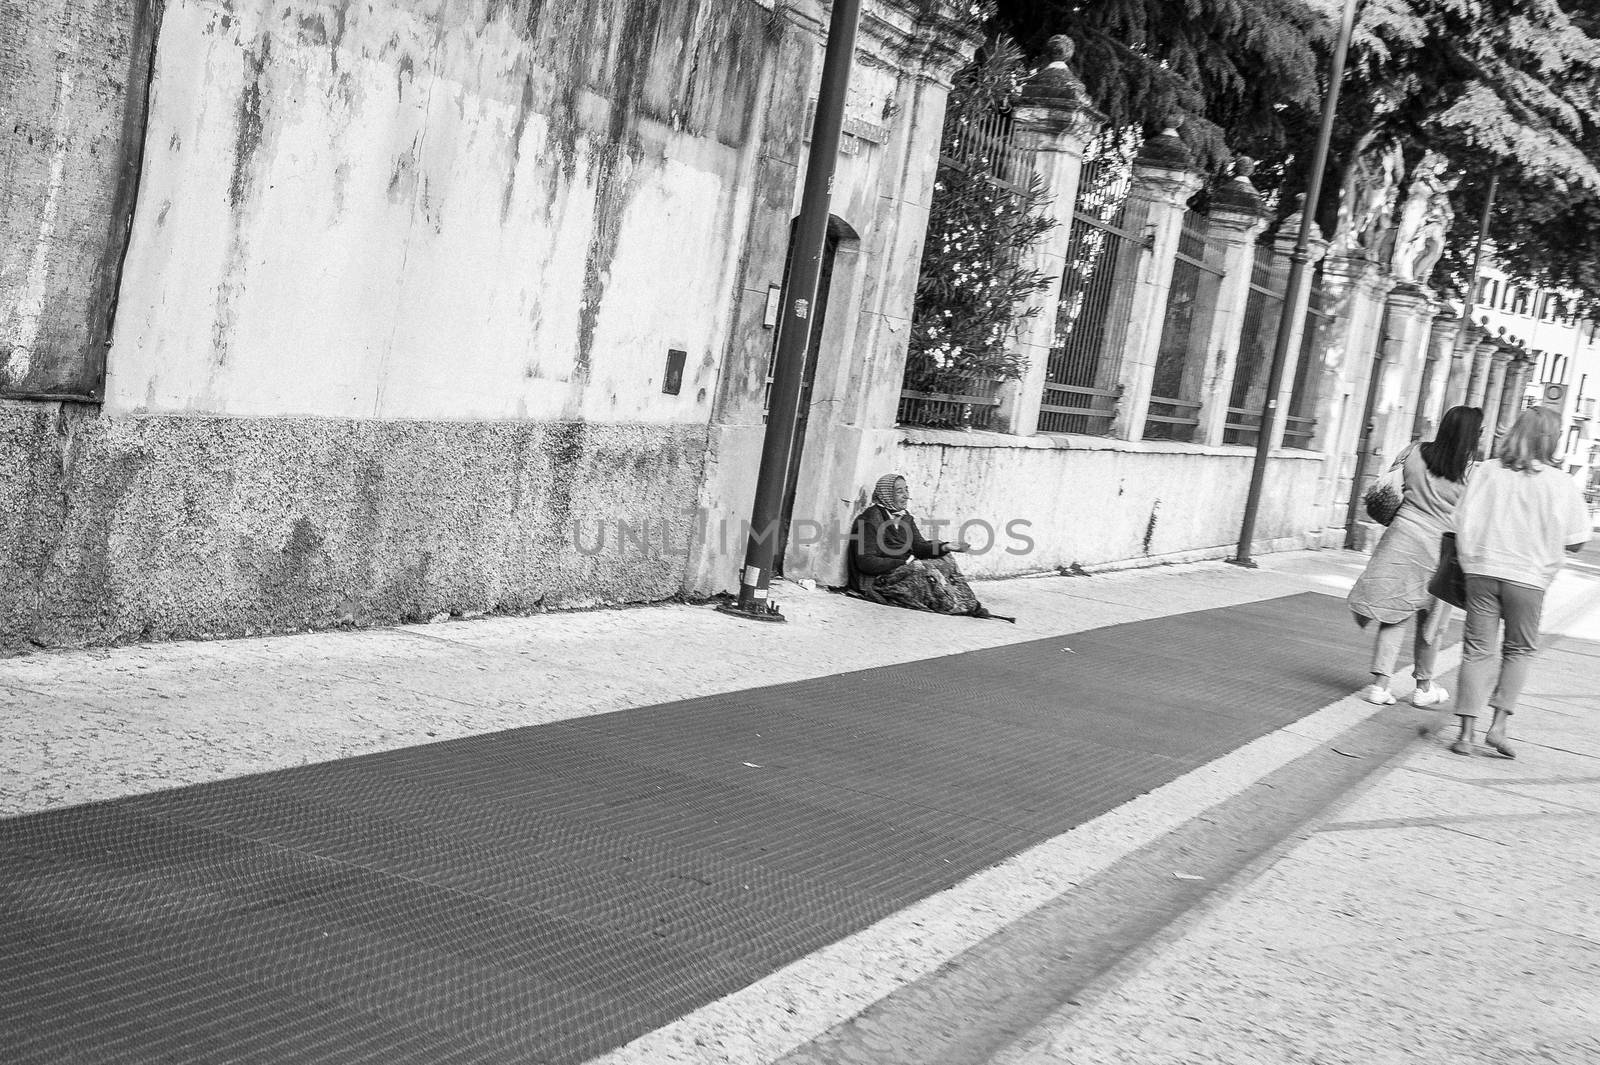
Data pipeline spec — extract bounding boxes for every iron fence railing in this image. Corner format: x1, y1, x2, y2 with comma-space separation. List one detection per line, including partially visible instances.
901, 109, 1037, 431
897, 377, 1002, 431
1039, 144, 1144, 436
942, 109, 1036, 196
1146, 209, 1224, 441
1223, 241, 1285, 447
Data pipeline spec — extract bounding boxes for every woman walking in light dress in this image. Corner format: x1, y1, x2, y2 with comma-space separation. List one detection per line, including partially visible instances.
1347, 405, 1482, 706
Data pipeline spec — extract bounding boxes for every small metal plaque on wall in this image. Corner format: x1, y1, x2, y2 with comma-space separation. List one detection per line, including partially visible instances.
763, 284, 782, 328
663, 349, 686, 395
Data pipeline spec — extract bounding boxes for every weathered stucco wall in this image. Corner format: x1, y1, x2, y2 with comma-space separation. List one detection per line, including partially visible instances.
686, 0, 980, 594
1, 400, 707, 651
104, 0, 771, 421
5, 0, 1113, 649
3, 0, 779, 650
1, 0, 156, 398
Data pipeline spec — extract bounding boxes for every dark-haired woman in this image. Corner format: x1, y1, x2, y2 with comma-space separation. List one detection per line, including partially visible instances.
1348, 405, 1484, 705
1448, 406, 1591, 758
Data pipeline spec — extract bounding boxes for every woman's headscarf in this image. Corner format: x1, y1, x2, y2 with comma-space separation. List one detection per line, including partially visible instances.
872, 473, 908, 517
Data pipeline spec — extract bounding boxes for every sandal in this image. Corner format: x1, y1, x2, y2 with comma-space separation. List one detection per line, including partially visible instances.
1484, 736, 1516, 759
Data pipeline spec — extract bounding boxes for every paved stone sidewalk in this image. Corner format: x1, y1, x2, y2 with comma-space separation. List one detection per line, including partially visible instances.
1, 592, 1370, 1065
5, 546, 1598, 1065
1, 551, 1375, 818
996, 554, 1600, 1065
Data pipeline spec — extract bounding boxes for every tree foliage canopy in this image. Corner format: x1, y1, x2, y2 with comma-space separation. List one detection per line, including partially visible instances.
904, 38, 1057, 402
1349, 0, 1600, 191
1347, 0, 1600, 303
996, 0, 1330, 172
992, 0, 1600, 307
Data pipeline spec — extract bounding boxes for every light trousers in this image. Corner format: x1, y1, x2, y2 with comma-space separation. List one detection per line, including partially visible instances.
1370, 606, 1442, 684
1454, 575, 1545, 719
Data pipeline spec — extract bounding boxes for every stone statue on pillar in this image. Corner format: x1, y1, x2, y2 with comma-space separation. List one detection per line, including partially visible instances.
1390, 151, 1457, 287
1332, 143, 1405, 263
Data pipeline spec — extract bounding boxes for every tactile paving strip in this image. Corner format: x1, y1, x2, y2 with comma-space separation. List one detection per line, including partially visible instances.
1, 592, 1368, 1064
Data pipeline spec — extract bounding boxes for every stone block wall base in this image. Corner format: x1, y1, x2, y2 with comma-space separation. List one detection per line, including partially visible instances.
988, 533, 1323, 582
1304, 526, 1352, 551
1, 404, 708, 653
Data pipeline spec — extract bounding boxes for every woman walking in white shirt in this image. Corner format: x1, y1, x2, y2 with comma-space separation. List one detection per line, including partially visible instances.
1449, 406, 1593, 758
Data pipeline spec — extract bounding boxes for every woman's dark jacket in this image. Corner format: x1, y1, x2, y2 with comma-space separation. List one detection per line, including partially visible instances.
848, 505, 948, 592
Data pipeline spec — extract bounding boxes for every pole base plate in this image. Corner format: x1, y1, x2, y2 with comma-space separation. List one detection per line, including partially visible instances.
1224, 556, 1259, 569
715, 601, 787, 624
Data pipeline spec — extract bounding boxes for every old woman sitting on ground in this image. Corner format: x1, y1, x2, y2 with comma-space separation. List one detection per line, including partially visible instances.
848, 473, 992, 617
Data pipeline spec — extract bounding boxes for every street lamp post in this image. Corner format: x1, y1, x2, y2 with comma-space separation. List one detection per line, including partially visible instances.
720, 0, 863, 623
1230, 0, 1360, 567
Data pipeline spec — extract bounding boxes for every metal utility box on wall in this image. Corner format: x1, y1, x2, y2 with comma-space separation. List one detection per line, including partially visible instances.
662, 349, 686, 395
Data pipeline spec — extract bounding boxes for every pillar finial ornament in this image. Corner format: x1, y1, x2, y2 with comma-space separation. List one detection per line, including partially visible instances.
1017, 34, 1094, 115
1134, 113, 1192, 171
1211, 154, 1264, 215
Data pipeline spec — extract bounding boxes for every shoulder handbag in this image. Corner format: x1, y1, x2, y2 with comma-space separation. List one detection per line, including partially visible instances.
1428, 531, 1467, 609
1362, 445, 1412, 525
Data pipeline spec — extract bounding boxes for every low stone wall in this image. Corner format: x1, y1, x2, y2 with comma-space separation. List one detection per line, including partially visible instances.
1, 403, 707, 651
881, 430, 1326, 579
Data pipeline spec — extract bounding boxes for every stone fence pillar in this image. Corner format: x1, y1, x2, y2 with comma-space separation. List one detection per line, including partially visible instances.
998, 37, 1105, 435
1510, 352, 1536, 410
1305, 251, 1391, 531
1371, 282, 1436, 462
1297, 242, 1369, 459
1442, 322, 1475, 407
1195, 163, 1268, 445
1479, 344, 1515, 453
1499, 353, 1536, 439
1109, 125, 1204, 439
1466, 334, 1497, 407
1415, 311, 1460, 437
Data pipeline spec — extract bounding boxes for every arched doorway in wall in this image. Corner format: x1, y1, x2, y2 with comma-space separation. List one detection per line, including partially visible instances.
773, 214, 859, 575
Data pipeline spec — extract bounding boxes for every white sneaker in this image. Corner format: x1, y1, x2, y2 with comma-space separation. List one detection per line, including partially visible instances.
1411, 685, 1450, 708
1362, 684, 1397, 705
